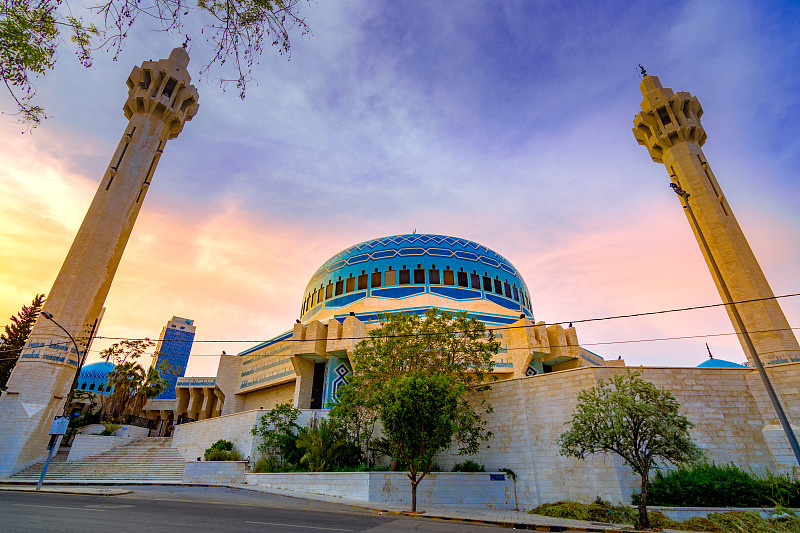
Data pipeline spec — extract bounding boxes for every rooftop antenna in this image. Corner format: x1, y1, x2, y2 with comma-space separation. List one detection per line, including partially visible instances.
706, 343, 713, 359
638, 64, 647, 78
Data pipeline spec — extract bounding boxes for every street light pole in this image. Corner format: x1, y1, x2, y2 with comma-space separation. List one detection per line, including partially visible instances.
670, 183, 800, 467
41, 311, 86, 415
36, 311, 87, 490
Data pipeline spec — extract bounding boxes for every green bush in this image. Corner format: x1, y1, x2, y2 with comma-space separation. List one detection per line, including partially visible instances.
208, 439, 234, 452
203, 439, 241, 461
452, 460, 485, 472
99, 421, 123, 436
638, 463, 800, 507
531, 498, 636, 526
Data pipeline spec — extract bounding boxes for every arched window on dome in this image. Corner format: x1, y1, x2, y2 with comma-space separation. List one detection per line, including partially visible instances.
482, 275, 492, 292
504, 281, 512, 298
325, 283, 333, 300
470, 272, 480, 289
399, 267, 410, 285
357, 272, 368, 290
335, 279, 344, 296
513, 286, 520, 301
413, 267, 425, 284
384, 267, 395, 286
443, 267, 455, 286
370, 269, 382, 288
89, 382, 96, 391
493, 278, 502, 295
346, 276, 355, 293
428, 267, 440, 285
80, 381, 87, 390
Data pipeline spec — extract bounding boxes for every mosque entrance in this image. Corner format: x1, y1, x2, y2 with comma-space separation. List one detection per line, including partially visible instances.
310, 362, 326, 409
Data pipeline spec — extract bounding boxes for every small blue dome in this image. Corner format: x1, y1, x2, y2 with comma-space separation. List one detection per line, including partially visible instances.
697, 357, 748, 369
76, 361, 116, 395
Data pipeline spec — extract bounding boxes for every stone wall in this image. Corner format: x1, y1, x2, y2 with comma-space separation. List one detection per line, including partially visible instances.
68, 434, 135, 462
171, 409, 324, 462
245, 471, 516, 508
183, 461, 247, 484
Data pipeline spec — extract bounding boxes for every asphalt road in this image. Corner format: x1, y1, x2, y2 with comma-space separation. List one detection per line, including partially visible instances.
0, 486, 506, 532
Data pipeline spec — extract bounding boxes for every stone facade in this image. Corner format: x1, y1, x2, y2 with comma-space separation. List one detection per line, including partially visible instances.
0, 48, 198, 477
633, 75, 800, 367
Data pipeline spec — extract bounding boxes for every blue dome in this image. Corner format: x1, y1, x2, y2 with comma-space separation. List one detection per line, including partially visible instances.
76, 361, 115, 395
697, 358, 748, 369
300, 234, 533, 324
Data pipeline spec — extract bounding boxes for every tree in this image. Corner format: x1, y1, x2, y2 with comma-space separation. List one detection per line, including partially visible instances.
0, 292, 45, 387
99, 338, 169, 420
558, 370, 702, 529
339, 309, 499, 511
251, 402, 302, 470
1, 0, 310, 126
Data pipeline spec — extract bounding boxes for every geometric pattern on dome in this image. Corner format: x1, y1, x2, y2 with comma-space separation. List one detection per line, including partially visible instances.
309, 234, 520, 284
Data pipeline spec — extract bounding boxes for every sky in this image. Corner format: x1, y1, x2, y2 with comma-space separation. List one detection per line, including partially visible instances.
1, 0, 798, 376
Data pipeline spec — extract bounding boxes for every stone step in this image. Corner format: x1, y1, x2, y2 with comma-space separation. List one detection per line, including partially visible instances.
7, 437, 187, 483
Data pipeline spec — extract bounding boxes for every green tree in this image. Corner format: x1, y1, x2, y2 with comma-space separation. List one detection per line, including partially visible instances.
295, 417, 360, 472
558, 370, 702, 529
1, 0, 310, 126
0, 292, 45, 387
340, 309, 499, 511
251, 402, 302, 470
99, 338, 169, 420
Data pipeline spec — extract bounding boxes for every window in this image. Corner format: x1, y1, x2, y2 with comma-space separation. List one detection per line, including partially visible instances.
357, 273, 368, 290
89, 383, 96, 391
483, 276, 492, 292
325, 283, 333, 300
346, 277, 355, 293
335, 280, 344, 296
504, 282, 512, 298
513, 287, 519, 301
493, 278, 503, 294
371, 271, 382, 288
457, 271, 468, 287
81, 382, 87, 389
413, 268, 425, 284
657, 106, 672, 126
385, 269, 396, 286
470, 273, 481, 289
443, 269, 455, 285
399, 269, 411, 285
428, 269, 440, 284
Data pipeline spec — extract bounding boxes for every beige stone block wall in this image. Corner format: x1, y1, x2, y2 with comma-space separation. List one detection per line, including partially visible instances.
242, 382, 295, 411
436, 364, 796, 508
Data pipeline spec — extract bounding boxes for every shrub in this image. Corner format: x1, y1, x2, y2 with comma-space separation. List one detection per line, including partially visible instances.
208, 439, 234, 452
100, 421, 122, 436
452, 460, 485, 472
639, 463, 800, 507
203, 439, 241, 461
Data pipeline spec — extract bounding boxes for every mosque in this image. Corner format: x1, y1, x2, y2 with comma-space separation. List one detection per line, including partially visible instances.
1, 49, 798, 507
138, 233, 606, 426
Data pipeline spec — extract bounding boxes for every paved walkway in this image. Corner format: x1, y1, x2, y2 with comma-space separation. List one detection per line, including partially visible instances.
229, 483, 644, 531
0, 481, 691, 532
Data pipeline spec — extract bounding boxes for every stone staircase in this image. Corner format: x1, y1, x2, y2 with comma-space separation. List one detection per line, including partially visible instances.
5, 437, 186, 484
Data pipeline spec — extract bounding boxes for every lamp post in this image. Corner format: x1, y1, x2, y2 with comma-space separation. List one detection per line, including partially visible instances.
36, 311, 86, 490
670, 183, 800, 467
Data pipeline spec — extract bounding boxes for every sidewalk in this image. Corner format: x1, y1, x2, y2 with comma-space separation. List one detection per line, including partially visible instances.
0, 481, 680, 532
229, 484, 651, 532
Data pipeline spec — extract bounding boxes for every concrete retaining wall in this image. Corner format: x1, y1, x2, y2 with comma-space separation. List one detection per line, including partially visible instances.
77, 424, 151, 439
183, 461, 247, 484
67, 434, 135, 461
172, 409, 324, 461
651, 506, 800, 521
244, 471, 516, 509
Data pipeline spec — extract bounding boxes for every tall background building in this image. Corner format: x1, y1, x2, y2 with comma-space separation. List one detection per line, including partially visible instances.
152, 316, 196, 399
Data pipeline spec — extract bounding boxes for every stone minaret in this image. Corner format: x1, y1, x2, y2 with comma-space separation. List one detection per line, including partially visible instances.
633, 75, 800, 366
0, 48, 199, 477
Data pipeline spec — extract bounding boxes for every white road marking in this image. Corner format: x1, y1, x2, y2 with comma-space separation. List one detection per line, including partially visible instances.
13, 503, 107, 512
244, 520, 353, 531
